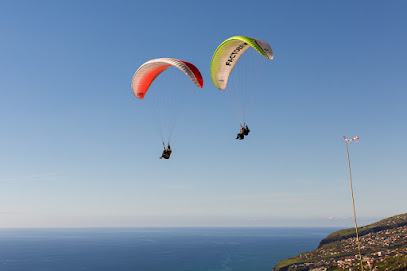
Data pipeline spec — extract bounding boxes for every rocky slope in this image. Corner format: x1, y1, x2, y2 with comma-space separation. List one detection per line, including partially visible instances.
274, 214, 407, 271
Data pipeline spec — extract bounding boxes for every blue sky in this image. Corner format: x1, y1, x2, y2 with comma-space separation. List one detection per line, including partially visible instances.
0, 0, 406, 227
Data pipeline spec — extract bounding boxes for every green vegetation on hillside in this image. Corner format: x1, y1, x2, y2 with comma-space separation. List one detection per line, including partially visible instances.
319, 214, 407, 247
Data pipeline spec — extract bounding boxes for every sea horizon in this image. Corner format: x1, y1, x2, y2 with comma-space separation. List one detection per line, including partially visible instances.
0, 226, 343, 229
0, 227, 340, 271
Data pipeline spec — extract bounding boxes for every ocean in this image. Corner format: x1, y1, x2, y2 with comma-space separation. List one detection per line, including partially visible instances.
0, 227, 338, 271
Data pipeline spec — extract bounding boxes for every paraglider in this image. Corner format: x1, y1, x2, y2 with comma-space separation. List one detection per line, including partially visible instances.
132, 58, 203, 99
160, 144, 172, 159
211, 36, 273, 90
236, 126, 245, 140
243, 125, 250, 136
132, 58, 203, 159
210, 36, 273, 140
235, 124, 250, 140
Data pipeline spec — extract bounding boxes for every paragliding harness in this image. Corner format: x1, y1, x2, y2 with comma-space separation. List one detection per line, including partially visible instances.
236, 124, 250, 140
160, 143, 172, 159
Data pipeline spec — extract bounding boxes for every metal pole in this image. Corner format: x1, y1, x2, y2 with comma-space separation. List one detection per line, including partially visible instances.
345, 140, 364, 271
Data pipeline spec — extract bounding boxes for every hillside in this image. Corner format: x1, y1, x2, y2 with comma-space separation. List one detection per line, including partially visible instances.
274, 214, 407, 271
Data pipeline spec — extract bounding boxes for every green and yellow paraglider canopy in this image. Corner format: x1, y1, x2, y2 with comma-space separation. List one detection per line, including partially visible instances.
210, 36, 273, 90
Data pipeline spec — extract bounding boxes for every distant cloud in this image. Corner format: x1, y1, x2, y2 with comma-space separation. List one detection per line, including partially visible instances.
161, 184, 193, 191
323, 216, 384, 227
0, 211, 19, 215
0, 172, 61, 182
216, 192, 320, 203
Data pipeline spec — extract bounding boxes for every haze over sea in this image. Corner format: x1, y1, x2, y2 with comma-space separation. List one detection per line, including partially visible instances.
0, 227, 338, 271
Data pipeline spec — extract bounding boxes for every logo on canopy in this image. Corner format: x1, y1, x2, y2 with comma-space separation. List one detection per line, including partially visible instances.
226, 43, 248, 66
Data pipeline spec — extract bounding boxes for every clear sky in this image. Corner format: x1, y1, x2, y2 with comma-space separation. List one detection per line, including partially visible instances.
1, 0, 406, 228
